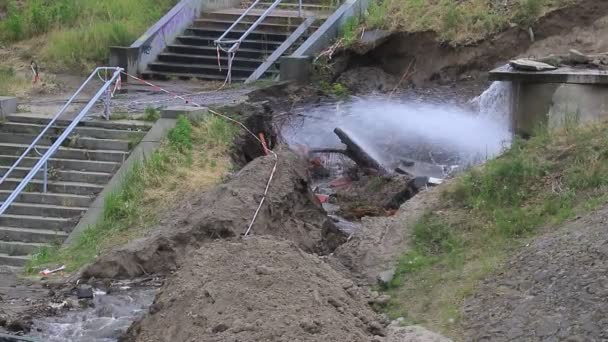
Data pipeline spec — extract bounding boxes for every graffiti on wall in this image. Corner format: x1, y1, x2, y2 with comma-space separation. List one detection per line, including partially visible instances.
135, 0, 201, 72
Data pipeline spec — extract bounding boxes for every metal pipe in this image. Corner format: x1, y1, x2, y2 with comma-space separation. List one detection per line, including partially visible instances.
299, 0, 302, 17
43, 161, 47, 193
0, 68, 102, 185
0, 68, 123, 217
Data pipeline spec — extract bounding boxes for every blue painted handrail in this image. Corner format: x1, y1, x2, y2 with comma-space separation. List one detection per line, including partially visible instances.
0, 67, 123, 217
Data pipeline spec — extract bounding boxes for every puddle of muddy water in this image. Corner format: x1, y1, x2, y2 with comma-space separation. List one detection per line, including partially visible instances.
29, 287, 155, 342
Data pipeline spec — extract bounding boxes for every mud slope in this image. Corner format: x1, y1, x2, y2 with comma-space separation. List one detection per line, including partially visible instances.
121, 237, 385, 342
83, 150, 343, 279
463, 206, 608, 341
331, 185, 442, 283
355, 0, 608, 84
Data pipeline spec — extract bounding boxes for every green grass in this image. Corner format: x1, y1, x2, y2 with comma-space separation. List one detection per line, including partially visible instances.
319, 81, 350, 98
142, 107, 161, 122
362, 0, 574, 43
0, 66, 30, 96
0, 0, 177, 71
384, 122, 608, 338
26, 115, 238, 273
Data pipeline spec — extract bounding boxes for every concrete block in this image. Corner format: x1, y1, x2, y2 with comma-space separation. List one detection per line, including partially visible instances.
0, 97, 17, 120
280, 56, 313, 83
161, 106, 209, 121
109, 46, 140, 82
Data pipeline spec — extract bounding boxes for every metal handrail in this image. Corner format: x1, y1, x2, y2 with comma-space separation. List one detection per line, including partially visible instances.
0, 67, 123, 217
214, 0, 303, 83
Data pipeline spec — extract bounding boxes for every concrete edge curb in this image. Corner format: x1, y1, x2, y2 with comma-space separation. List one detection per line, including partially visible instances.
64, 118, 177, 245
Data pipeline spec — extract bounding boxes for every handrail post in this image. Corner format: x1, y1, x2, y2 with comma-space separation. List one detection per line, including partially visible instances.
299, 0, 302, 17
103, 87, 111, 120
43, 161, 48, 193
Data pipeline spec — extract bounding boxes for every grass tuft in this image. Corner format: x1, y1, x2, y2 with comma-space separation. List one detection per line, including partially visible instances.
362, 0, 572, 43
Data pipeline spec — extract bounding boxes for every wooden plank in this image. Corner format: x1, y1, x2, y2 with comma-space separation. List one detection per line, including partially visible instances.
245, 16, 316, 83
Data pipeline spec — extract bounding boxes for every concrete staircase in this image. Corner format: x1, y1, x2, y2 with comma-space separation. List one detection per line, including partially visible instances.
0, 114, 150, 267
142, 0, 336, 82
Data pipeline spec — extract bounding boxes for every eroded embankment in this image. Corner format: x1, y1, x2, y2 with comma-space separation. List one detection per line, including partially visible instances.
83, 149, 344, 279
337, 0, 608, 85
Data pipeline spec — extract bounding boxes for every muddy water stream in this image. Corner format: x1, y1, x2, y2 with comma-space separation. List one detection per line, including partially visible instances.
29, 287, 155, 342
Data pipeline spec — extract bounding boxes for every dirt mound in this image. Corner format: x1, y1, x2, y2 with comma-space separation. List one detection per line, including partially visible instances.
336, 67, 398, 94
121, 237, 386, 342
463, 206, 608, 341
334, 174, 416, 220
83, 149, 344, 279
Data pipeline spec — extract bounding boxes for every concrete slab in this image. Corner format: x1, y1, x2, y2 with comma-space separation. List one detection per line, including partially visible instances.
0, 97, 17, 120
161, 106, 209, 120
489, 64, 608, 84
280, 56, 312, 83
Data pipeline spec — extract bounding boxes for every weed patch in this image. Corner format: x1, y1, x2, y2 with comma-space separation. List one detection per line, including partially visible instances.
362, 0, 572, 43
385, 122, 608, 338
0, 66, 30, 96
0, 0, 177, 71
26, 115, 237, 273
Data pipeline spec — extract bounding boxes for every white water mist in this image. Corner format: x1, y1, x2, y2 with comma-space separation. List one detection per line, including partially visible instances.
283, 82, 513, 170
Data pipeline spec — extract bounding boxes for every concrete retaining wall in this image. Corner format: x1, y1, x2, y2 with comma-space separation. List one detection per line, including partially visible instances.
109, 0, 240, 76
292, 0, 369, 57
511, 82, 608, 136
280, 0, 370, 82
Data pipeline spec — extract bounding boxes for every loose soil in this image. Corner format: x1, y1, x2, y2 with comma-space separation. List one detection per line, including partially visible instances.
463, 206, 608, 341
83, 149, 344, 280
121, 237, 386, 342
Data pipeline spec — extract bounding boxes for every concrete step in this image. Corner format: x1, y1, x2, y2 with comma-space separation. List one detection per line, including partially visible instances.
167, 44, 267, 58
192, 19, 298, 33
0, 240, 46, 256
177, 35, 283, 50
0, 155, 120, 173
0, 178, 104, 196
0, 214, 74, 232
0, 226, 68, 244
0, 143, 128, 163
185, 27, 291, 41
0, 122, 147, 141
6, 114, 153, 132
157, 53, 265, 68
0, 132, 131, 152
0, 252, 28, 266
258, 2, 336, 12
3, 203, 87, 218
200, 11, 305, 25
142, 70, 248, 82
148, 61, 259, 78
0, 191, 92, 207
0, 166, 112, 184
